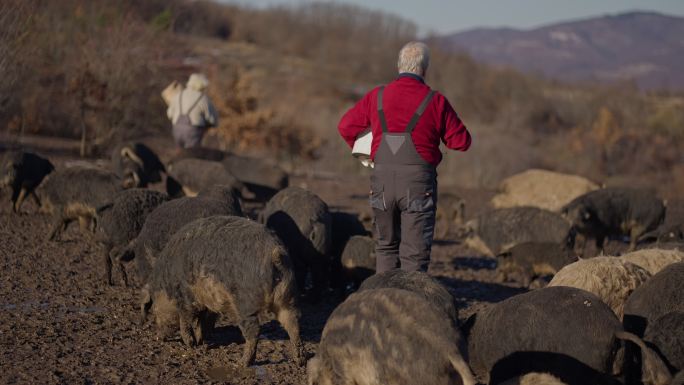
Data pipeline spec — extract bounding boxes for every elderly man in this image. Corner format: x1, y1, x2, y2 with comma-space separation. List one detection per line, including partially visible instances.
167, 73, 219, 149
338, 42, 472, 272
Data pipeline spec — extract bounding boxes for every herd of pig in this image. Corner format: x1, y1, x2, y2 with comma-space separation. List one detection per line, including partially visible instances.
1, 146, 683, 385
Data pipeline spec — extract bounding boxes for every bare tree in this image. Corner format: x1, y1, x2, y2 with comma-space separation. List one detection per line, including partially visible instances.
0, 0, 36, 125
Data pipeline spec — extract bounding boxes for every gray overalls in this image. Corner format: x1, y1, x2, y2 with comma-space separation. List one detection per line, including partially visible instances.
172, 90, 205, 149
370, 86, 437, 272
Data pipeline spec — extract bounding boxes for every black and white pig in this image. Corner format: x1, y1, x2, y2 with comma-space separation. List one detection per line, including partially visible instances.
307, 288, 476, 385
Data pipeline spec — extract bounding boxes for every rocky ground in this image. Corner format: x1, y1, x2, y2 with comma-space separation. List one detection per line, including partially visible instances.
0, 139, 652, 384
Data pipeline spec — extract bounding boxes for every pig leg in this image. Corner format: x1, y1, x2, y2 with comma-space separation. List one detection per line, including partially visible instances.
495, 267, 508, 283
78, 215, 96, 234
190, 315, 204, 346
448, 352, 477, 385
30, 190, 41, 208
628, 226, 645, 251
189, 310, 215, 346
108, 246, 129, 287
9, 186, 20, 209
434, 209, 449, 239
78, 216, 89, 232
455, 203, 466, 226
277, 307, 304, 366
47, 213, 67, 241
292, 258, 308, 294
12, 187, 27, 213
438, 218, 450, 239
139, 286, 152, 325
237, 315, 260, 367
309, 259, 328, 303
200, 311, 218, 343
595, 235, 606, 255
178, 311, 198, 347
574, 233, 587, 257
118, 260, 129, 287
103, 244, 114, 285
190, 311, 217, 346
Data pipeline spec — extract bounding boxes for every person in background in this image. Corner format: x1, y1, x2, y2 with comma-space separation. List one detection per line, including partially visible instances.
338, 41, 472, 273
167, 73, 218, 149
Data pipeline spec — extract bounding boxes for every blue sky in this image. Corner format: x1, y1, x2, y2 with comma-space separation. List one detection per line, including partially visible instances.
219, 0, 684, 34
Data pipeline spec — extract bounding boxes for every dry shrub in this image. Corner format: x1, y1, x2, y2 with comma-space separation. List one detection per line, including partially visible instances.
209, 107, 322, 160
647, 100, 684, 139
591, 107, 623, 147
7, 0, 173, 153
0, 0, 38, 125
206, 67, 323, 159
228, 3, 416, 82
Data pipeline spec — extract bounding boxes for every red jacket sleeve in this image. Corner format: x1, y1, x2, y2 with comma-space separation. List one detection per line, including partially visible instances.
440, 96, 471, 151
338, 89, 374, 149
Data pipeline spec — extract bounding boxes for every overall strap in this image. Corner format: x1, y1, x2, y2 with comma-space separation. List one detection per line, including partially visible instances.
377, 86, 436, 134
377, 86, 389, 133
179, 90, 204, 115
405, 90, 435, 133
186, 93, 204, 114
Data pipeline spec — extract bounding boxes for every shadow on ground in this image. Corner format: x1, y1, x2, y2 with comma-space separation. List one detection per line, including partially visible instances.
436, 275, 528, 309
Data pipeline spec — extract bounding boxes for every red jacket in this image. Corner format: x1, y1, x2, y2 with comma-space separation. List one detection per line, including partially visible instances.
338, 74, 471, 167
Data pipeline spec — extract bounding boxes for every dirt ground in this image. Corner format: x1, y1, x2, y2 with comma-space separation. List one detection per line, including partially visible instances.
0, 139, 654, 385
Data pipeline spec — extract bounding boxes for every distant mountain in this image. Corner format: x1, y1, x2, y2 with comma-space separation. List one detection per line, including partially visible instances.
439, 11, 684, 90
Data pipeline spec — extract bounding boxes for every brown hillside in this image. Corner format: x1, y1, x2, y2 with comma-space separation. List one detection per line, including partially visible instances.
2, 0, 683, 197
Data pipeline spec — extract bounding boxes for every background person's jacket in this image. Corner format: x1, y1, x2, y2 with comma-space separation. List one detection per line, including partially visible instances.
338, 73, 471, 167
167, 88, 219, 129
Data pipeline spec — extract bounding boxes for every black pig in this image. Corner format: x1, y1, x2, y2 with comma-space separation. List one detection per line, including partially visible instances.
96, 189, 169, 285
38, 167, 123, 241
496, 242, 577, 287
562, 188, 665, 253
141, 215, 303, 367
259, 187, 332, 300
111, 142, 165, 188
0, 150, 54, 213
465, 286, 671, 385
119, 190, 243, 285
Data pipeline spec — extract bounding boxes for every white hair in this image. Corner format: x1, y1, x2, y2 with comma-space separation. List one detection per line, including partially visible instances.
397, 41, 430, 76
187, 73, 209, 91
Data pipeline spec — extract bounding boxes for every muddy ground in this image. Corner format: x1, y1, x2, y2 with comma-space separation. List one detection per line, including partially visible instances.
0, 139, 655, 385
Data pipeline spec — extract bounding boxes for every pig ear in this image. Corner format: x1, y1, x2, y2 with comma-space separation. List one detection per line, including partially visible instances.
121, 147, 144, 168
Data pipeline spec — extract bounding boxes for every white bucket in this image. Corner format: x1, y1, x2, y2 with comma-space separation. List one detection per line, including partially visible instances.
351, 129, 372, 158
351, 129, 374, 168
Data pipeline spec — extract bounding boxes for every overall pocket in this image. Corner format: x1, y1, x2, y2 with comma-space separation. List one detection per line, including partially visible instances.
369, 183, 386, 211
407, 185, 435, 213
